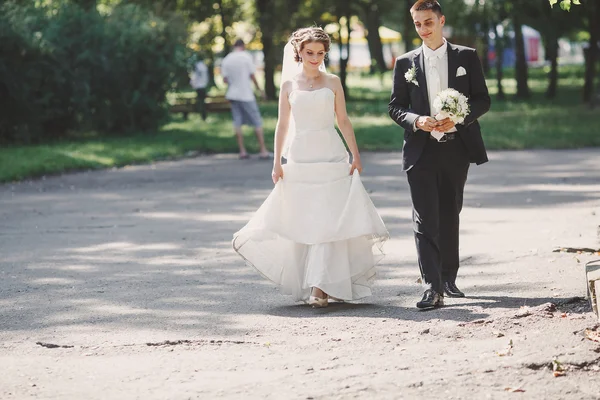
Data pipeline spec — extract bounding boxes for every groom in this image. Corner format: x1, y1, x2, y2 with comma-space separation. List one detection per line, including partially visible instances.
389, 0, 490, 309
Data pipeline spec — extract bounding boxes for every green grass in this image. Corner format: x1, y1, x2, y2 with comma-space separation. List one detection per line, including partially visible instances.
1, 65, 599, 182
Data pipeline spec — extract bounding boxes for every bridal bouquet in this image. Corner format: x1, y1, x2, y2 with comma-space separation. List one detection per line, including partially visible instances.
431, 89, 470, 141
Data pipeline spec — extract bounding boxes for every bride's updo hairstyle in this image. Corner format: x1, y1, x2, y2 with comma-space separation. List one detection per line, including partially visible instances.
289, 27, 330, 63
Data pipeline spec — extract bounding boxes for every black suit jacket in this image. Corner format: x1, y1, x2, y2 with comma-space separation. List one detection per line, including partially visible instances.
388, 42, 491, 171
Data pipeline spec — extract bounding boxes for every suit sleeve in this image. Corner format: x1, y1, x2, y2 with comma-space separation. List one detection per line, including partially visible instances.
463, 49, 491, 127
388, 58, 420, 132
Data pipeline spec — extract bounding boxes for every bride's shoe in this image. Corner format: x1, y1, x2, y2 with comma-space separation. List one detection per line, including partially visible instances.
308, 288, 328, 308
308, 295, 328, 308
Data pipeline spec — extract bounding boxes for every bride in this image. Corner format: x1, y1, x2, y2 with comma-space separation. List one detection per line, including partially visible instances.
232, 27, 389, 308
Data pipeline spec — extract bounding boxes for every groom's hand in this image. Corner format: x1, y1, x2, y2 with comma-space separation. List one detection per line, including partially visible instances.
435, 118, 456, 133
415, 116, 438, 132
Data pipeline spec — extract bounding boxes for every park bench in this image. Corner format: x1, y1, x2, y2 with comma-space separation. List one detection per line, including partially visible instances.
169, 95, 230, 119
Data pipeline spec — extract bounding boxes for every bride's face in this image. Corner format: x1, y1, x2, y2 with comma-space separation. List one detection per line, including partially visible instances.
300, 42, 326, 70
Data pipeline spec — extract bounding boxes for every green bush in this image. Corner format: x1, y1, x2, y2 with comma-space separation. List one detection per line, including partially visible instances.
0, 2, 187, 144
0, 4, 47, 143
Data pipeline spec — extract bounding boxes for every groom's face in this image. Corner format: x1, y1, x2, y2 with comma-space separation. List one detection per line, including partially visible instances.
412, 10, 445, 47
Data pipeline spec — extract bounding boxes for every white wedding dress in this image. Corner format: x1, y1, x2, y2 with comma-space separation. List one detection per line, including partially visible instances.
232, 87, 389, 302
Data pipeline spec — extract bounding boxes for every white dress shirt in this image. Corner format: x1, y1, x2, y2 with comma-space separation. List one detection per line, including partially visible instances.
418, 39, 456, 133
220, 51, 257, 102
191, 61, 209, 89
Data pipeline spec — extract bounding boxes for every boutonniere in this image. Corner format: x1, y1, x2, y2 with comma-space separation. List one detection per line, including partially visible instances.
404, 61, 419, 87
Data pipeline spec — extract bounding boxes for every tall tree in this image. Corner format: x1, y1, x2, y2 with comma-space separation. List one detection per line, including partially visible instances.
175, 0, 244, 88
359, 1, 387, 74
256, 0, 332, 100
531, 2, 580, 99
337, 10, 352, 98
582, 0, 599, 106
215, 0, 232, 56
72, 0, 97, 10
255, 0, 302, 100
512, 10, 530, 99
316, 0, 356, 97
486, 0, 511, 100
492, 22, 507, 100
403, 0, 415, 52
520, 1, 561, 98
256, 0, 277, 100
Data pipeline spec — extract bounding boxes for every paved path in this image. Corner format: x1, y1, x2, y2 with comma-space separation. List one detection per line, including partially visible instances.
1, 150, 600, 399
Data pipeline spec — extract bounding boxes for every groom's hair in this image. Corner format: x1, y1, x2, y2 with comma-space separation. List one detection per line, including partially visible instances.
410, 0, 443, 17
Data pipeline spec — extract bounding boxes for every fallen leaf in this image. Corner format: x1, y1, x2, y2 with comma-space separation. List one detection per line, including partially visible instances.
497, 340, 514, 356
585, 328, 600, 343
552, 359, 565, 377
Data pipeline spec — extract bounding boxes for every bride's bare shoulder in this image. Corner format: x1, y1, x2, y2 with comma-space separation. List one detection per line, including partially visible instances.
281, 80, 295, 94
323, 73, 342, 91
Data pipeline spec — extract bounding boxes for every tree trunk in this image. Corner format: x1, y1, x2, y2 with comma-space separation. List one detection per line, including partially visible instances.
262, 41, 276, 100
493, 23, 505, 101
364, 3, 387, 74
403, 0, 414, 52
256, 0, 276, 100
481, 20, 491, 76
592, 1, 600, 109
338, 11, 352, 98
545, 33, 559, 99
584, 0, 599, 106
513, 14, 530, 99
216, 0, 231, 56
73, 0, 96, 10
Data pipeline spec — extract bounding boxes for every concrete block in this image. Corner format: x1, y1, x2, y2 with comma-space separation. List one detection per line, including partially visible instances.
586, 260, 600, 319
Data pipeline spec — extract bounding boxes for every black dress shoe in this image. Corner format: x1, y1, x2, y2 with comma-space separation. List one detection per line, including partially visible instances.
416, 289, 444, 309
444, 281, 465, 298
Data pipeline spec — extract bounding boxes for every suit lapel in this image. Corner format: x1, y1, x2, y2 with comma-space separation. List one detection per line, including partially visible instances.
413, 49, 430, 115
447, 42, 458, 90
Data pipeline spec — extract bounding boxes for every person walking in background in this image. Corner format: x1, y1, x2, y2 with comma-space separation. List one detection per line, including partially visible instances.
190, 55, 209, 121
220, 39, 271, 160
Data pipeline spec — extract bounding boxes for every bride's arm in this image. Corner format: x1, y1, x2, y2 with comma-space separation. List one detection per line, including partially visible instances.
332, 76, 362, 173
274, 81, 292, 162
271, 81, 292, 183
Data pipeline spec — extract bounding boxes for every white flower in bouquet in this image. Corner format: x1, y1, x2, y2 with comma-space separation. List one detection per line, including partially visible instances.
432, 88, 470, 124
430, 89, 470, 141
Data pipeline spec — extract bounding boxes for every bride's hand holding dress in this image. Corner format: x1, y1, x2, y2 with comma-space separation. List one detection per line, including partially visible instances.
271, 80, 293, 185
271, 163, 284, 184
